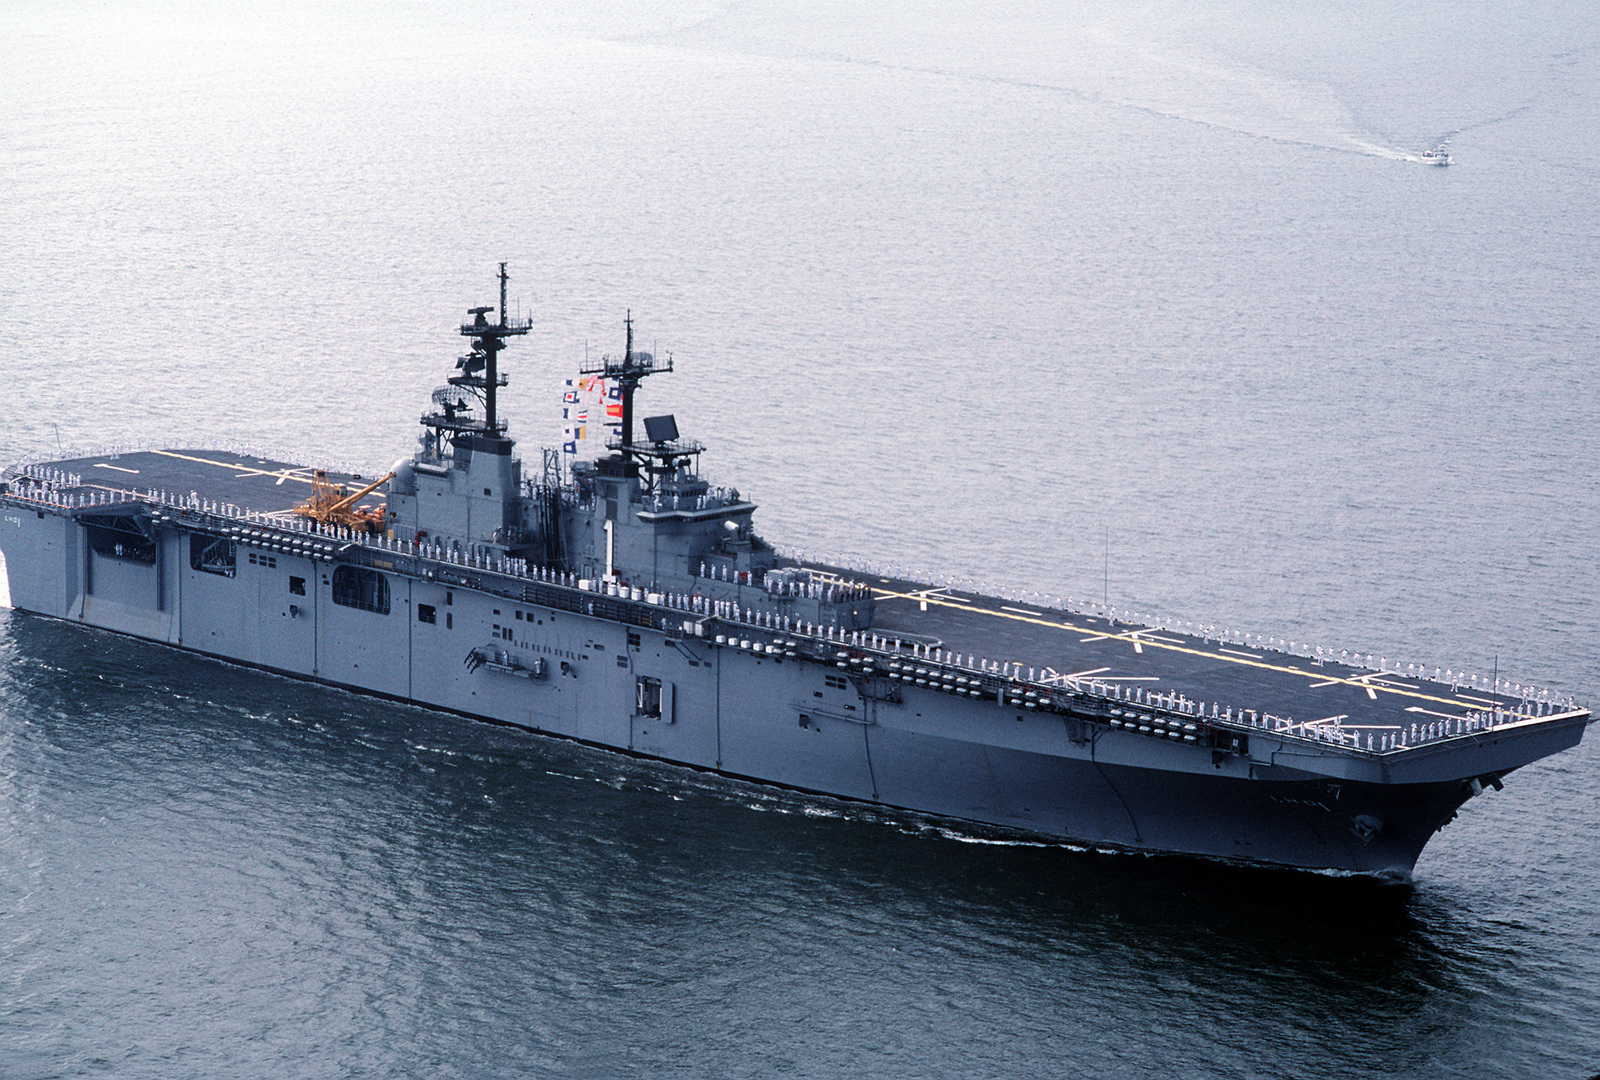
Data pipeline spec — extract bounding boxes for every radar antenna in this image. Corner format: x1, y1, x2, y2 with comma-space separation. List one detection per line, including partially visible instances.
421, 263, 531, 448
580, 310, 674, 476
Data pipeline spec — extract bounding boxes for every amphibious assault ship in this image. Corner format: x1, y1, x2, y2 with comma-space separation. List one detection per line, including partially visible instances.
1, 268, 1589, 874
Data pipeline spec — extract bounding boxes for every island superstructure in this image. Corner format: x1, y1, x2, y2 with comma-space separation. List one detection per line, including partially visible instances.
1, 267, 1588, 874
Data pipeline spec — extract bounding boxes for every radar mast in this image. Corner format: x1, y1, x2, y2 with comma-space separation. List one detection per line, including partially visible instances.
420, 262, 531, 456
580, 311, 673, 476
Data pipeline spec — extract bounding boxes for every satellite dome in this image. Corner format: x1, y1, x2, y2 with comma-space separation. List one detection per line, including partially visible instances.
389, 457, 416, 495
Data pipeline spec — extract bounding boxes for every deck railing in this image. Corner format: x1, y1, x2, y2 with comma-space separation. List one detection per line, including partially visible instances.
1, 478, 1579, 756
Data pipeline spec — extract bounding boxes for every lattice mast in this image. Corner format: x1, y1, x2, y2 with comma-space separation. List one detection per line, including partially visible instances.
422, 262, 532, 446
580, 311, 673, 475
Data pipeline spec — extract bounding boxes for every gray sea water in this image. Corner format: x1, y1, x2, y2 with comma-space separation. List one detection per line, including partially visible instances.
3, 1, 1598, 1076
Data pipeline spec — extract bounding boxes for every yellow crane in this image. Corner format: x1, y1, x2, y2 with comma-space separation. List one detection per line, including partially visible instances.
293, 470, 395, 534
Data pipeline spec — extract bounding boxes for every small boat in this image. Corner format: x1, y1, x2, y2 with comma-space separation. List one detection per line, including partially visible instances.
1420, 148, 1451, 166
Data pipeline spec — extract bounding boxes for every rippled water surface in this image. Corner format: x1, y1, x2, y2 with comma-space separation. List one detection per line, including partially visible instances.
2, 1, 1598, 1076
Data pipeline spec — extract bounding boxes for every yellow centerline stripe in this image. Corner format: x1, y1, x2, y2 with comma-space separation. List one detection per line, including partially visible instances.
874, 588, 1488, 713
152, 449, 317, 486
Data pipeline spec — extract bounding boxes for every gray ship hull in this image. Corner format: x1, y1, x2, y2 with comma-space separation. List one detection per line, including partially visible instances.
2, 485, 1583, 875
2, 275, 1587, 874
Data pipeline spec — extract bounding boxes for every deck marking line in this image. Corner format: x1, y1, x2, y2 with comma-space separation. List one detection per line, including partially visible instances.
1283, 716, 1348, 734
876, 588, 1510, 713
1360, 676, 1418, 690
94, 463, 140, 474
152, 449, 320, 487
868, 586, 1503, 711
878, 586, 971, 605
1406, 706, 1476, 721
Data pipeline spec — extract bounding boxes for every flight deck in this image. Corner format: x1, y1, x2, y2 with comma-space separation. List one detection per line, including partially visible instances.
0, 264, 1587, 874
6, 446, 1570, 755
20, 448, 380, 520
864, 577, 1565, 750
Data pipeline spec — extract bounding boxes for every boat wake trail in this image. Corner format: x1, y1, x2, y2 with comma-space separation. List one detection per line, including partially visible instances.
658, 9, 1449, 164
923, 48, 1437, 164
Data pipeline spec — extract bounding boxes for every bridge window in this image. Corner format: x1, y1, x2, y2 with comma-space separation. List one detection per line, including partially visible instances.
331, 565, 390, 614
